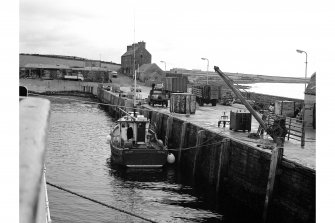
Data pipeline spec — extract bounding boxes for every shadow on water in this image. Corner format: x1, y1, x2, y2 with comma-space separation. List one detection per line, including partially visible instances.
106, 159, 261, 223
107, 159, 172, 183
44, 94, 262, 223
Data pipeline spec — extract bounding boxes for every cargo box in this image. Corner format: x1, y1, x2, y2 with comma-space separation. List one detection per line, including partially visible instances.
275, 100, 296, 118
163, 77, 188, 93
230, 111, 252, 132
170, 93, 196, 114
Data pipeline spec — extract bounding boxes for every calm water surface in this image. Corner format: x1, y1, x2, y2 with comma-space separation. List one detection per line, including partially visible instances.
242, 83, 305, 99
44, 95, 256, 223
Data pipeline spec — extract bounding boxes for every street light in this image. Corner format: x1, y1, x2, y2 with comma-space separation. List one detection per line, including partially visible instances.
201, 57, 209, 85
296, 49, 308, 147
160, 61, 166, 72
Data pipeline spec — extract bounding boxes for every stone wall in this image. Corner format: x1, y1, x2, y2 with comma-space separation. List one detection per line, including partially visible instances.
97, 86, 315, 223
20, 79, 98, 95
242, 92, 304, 109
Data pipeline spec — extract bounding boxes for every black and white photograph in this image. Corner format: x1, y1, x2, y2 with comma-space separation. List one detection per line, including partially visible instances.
6, 0, 333, 222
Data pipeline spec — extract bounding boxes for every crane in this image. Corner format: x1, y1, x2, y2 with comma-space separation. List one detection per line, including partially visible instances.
214, 66, 287, 142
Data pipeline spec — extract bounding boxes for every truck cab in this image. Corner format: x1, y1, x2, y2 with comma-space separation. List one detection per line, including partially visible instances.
148, 84, 169, 107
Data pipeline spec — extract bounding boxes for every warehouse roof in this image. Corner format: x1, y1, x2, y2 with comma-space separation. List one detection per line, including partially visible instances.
24, 63, 70, 69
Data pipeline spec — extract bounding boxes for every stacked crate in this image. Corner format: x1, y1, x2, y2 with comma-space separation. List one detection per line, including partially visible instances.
170, 93, 196, 114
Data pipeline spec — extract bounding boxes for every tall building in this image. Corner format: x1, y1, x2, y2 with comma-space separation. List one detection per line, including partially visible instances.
121, 41, 151, 75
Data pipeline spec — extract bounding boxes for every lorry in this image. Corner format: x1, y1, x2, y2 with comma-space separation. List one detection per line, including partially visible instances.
148, 83, 169, 107
191, 84, 219, 106
64, 73, 84, 81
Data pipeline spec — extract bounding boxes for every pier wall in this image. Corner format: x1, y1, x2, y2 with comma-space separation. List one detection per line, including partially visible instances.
20, 97, 51, 223
242, 92, 304, 108
19, 79, 98, 95
97, 86, 315, 223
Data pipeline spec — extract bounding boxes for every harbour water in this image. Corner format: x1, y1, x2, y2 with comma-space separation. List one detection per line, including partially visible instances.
44, 95, 259, 223
242, 83, 305, 100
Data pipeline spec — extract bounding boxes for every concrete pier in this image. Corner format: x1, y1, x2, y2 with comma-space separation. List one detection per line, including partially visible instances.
96, 85, 315, 223
20, 79, 315, 223
20, 97, 51, 223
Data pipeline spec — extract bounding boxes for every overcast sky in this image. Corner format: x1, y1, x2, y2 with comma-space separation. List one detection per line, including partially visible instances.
19, 0, 333, 77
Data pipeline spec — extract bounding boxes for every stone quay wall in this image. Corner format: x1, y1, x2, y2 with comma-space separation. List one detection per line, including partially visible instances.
97, 86, 315, 223
21, 80, 315, 223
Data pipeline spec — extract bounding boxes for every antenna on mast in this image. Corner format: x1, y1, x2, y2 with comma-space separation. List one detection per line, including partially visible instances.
133, 10, 137, 115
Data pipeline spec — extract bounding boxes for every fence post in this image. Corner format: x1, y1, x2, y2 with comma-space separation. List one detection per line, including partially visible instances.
287, 118, 292, 141
193, 130, 205, 178
262, 138, 284, 223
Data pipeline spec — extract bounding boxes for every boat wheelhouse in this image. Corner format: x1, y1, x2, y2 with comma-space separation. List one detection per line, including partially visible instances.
109, 112, 168, 168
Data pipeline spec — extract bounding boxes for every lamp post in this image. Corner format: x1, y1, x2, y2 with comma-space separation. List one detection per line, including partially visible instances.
160, 61, 166, 72
201, 57, 209, 85
296, 49, 308, 147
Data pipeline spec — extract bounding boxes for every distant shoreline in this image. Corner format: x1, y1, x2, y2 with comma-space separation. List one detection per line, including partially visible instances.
194, 73, 308, 85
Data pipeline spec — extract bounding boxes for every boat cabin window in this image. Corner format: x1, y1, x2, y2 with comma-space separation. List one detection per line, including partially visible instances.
127, 126, 134, 140
137, 122, 146, 142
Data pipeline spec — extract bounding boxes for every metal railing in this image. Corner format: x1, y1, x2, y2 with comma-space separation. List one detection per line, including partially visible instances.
267, 113, 303, 142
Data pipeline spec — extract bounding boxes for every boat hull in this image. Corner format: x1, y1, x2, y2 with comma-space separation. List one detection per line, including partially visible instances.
110, 145, 168, 168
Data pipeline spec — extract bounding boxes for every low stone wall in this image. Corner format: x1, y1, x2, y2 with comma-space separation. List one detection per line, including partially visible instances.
19, 79, 99, 95
242, 92, 304, 109
97, 86, 315, 223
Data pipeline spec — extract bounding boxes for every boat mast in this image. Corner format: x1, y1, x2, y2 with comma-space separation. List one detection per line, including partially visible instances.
133, 13, 137, 116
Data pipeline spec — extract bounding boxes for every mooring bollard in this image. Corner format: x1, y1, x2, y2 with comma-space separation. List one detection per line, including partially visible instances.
262, 137, 284, 223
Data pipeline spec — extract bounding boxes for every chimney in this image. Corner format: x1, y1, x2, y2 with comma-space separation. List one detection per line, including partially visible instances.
132, 43, 138, 49
138, 41, 146, 49
127, 45, 132, 51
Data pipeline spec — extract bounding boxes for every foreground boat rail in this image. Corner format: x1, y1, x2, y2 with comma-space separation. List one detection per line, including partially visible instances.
20, 97, 51, 223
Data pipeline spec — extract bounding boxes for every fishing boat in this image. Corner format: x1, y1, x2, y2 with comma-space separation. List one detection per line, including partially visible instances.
107, 32, 172, 168
107, 112, 169, 168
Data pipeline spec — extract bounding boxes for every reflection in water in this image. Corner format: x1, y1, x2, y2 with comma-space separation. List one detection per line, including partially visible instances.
44, 95, 256, 223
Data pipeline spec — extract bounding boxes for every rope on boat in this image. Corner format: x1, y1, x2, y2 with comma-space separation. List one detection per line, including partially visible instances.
46, 181, 159, 223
